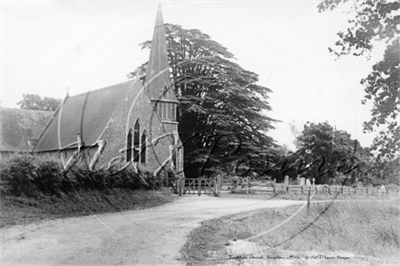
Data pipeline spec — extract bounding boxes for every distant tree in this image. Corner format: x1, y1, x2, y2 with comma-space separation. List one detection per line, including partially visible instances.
366, 156, 400, 185
17, 94, 61, 112
295, 121, 366, 184
318, 0, 400, 159
131, 24, 277, 178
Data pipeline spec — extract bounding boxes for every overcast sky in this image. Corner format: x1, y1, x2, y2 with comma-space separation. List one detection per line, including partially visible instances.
1, 0, 384, 150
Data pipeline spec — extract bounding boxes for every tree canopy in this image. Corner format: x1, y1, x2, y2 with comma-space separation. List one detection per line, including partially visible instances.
318, 0, 400, 159
17, 94, 61, 112
295, 121, 367, 184
130, 23, 277, 178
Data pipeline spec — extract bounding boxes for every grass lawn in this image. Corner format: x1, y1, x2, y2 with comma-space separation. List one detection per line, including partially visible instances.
181, 196, 400, 265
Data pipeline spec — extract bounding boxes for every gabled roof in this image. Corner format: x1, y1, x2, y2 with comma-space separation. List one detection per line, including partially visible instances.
145, 4, 177, 103
0, 107, 53, 152
34, 80, 136, 152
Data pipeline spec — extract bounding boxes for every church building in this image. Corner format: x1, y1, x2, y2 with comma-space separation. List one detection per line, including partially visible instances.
33, 5, 183, 179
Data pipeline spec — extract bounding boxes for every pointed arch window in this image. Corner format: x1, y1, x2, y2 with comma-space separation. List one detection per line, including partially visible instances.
157, 102, 162, 118
133, 119, 140, 162
141, 130, 147, 164
126, 129, 133, 162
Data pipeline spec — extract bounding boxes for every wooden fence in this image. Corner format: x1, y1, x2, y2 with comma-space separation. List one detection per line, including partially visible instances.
222, 183, 400, 197
174, 176, 399, 198
177, 176, 222, 196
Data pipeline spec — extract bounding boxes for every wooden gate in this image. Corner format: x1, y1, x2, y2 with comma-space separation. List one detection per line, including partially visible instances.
177, 176, 222, 196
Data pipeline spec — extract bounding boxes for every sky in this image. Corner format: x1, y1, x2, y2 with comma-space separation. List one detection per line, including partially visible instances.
1, 0, 384, 150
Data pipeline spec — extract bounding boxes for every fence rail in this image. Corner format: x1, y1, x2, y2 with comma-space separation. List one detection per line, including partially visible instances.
222, 183, 399, 197
177, 176, 222, 196
175, 176, 399, 197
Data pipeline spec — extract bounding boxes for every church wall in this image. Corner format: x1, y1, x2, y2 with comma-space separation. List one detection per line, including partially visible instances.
97, 84, 137, 168
126, 88, 175, 176
97, 82, 175, 178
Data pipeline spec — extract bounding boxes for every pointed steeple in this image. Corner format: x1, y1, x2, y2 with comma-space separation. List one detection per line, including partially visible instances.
145, 4, 177, 102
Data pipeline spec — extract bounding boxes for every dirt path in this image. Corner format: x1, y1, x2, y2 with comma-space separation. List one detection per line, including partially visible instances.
1, 195, 304, 266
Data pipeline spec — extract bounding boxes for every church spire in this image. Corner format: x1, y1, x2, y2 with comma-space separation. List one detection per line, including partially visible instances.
145, 4, 176, 102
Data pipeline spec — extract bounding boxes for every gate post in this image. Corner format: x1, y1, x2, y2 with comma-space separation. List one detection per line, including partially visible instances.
214, 175, 222, 197
218, 175, 222, 196
198, 177, 201, 196
178, 173, 183, 196
214, 176, 218, 196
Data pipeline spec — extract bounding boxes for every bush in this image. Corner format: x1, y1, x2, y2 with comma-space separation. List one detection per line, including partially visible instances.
0, 154, 163, 198
1, 155, 37, 197
34, 161, 63, 195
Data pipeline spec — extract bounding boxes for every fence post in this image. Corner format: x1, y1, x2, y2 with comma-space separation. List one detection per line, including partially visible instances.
178, 174, 183, 196
307, 189, 311, 216
214, 176, 217, 196
246, 177, 250, 195
218, 175, 222, 196
214, 175, 221, 197
198, 178, 201, 196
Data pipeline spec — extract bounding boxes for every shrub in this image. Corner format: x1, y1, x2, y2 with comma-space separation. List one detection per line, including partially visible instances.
1, 155, 37, 197
1, 154, 163, 198
34, 161, 63, 195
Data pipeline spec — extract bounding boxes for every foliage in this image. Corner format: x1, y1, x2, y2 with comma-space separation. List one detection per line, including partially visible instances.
33, 161, 63, 196
295, 121, 368, 184
130, 23, 277, 178
318, 0, 400, 159
17, 94, 61, 112
0, 155, 37, 197
0, 155, 161, 198
366, 156, 400, 185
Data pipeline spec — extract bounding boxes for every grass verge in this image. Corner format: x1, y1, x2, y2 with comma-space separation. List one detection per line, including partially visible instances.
220, 190, 395, 201
181, 198, 400, 265
0, 187, 175, 228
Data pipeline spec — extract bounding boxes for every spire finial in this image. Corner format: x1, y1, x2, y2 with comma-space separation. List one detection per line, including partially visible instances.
65, 86, 70, 96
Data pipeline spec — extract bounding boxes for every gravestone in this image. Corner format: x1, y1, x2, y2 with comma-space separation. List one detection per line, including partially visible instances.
312, 177, 316, 185
299, 177, 305, 186
306, 178, 311, 186
284, 175, 289, 186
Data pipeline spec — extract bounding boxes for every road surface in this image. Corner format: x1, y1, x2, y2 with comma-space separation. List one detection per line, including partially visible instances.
1, 195, 304, 265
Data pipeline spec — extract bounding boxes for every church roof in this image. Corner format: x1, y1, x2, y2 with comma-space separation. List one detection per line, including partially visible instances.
145, 4, 177, 102
33, 5, 177, 153
0, 108, 53, 152
34, 80, 136, 152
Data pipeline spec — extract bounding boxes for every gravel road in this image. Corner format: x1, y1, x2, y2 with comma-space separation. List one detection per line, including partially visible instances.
1, 195, 304, 266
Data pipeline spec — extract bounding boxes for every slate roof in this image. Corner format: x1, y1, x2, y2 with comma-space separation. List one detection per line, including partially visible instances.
0, 107, 53, 152
33, 5, 177, 153
34, 80, 136, 152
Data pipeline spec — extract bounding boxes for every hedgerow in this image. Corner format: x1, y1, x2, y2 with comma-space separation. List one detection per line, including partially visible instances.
0, 154, 161, 198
